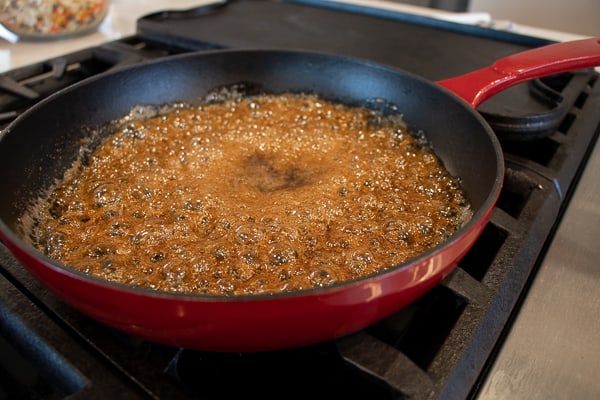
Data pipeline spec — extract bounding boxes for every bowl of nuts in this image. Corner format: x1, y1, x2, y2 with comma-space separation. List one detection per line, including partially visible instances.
0, 0, 109, 41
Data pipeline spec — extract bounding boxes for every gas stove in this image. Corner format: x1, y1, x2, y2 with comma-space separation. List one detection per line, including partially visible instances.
1, 1, 599, 399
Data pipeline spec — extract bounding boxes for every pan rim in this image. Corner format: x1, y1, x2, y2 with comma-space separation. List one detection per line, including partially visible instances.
0, 47, 505, 302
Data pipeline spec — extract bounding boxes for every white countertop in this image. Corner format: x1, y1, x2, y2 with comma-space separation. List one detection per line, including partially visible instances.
0, 0, 587, 74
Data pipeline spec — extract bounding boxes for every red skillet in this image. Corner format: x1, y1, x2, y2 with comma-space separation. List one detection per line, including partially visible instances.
0, 38, 599, 352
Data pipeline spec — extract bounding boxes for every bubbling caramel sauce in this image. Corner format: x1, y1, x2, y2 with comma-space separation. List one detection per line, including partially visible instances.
29, 93, 471, 295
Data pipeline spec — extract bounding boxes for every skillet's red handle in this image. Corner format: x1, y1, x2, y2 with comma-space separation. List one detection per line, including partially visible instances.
437, 38, 600, 108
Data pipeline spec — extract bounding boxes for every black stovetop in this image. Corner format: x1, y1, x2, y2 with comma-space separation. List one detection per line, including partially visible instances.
1, 1, 599, 399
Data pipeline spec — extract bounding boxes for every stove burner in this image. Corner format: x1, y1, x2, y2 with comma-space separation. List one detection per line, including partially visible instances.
166, 343, 396, 398
479, 70, 597, 141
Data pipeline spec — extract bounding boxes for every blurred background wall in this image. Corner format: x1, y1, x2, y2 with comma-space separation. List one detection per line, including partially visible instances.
390, 0, 600, 37
468, 0, 600, 37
